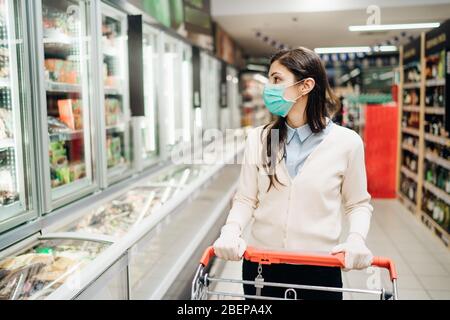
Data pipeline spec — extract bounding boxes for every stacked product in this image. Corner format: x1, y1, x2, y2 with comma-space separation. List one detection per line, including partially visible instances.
106, 136, 123, 168
44, 59, 80, 84
105, 98, 123, 126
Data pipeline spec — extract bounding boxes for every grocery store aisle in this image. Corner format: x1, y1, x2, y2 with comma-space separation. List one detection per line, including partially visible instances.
209, 199, 450, 300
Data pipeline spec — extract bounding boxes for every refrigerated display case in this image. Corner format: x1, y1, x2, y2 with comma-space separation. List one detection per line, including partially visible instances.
64, 185, 180, 238
147, 164, 209, 187
32, 0, 97, 213
159, 34, 193, 157
160, 34, 181, 154
0, 236, 110, 300
181, 43, 193, 144
0, 0, 36, 232
99, 2, 132, 186
133, 24, 160, 171
227, 66, 241, 129
200, 52, 220, 131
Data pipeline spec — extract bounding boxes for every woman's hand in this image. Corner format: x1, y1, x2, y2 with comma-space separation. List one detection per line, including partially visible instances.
213, 223, 247, 261
330, 233, 373, 270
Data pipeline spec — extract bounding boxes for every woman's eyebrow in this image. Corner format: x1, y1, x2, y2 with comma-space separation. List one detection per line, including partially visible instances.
270, 71, 281, 77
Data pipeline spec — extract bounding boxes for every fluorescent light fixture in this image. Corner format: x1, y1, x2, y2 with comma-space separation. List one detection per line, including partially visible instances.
315, 46, 371, 54
349, 22, 440, 32
315, 46, 397, 54
247, 64, 268, 72
378, 45, 397, 52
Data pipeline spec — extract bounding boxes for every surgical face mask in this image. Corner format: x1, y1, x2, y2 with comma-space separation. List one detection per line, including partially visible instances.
263, 80, 304, 117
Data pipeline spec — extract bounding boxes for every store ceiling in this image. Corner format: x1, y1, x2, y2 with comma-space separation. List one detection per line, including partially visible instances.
211, 0, 450, 58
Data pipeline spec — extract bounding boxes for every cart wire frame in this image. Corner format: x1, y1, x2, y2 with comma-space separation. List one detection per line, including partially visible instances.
192, 246, 398, 300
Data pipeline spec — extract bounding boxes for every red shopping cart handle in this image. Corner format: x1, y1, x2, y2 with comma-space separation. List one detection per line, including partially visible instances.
201, 246, 398, 281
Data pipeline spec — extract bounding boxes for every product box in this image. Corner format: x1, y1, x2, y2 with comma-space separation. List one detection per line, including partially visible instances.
57, 99, 83, 130
69, 162, 86, 181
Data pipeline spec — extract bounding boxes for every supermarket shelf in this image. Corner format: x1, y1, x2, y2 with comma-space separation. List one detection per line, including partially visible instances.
403, 82, 421, 89
401, 127, 420, 137
398, 192, 416, 212
106, 123, 127, 132
401, 166, 418, 182
0, 138, 14, 150
426, 78, 446, 87
401, 143, 419, 155
44, 42, 75, 56
403, 105, 420, 112
425, 107, 445, 115
104, 86, 122, 95
46, 81, 81, 93
43, 30, 77, 45
425, 152, 450, 171
0, 77, 10, 87
49, 130, 84, 142
420, 211, 449, 247
423, 181, 450, 205
424, 133, 450, 147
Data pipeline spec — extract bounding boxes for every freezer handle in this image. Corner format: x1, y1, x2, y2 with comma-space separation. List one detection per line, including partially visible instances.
200, 246, 398, 281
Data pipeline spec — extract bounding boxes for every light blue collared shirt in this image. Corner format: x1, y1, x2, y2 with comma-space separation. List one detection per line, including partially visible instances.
284, 118, 334, 178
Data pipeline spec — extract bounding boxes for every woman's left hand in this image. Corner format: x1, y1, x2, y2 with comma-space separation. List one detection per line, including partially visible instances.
330, 233, 373, 270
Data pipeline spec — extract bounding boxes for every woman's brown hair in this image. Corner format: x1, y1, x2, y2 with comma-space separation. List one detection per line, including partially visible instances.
261, 47, 339, 191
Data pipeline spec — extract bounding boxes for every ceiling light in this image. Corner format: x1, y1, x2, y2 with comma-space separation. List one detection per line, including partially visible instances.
349, 22, 440, 32
314, 46, 371, 54
314, 46, 397, 54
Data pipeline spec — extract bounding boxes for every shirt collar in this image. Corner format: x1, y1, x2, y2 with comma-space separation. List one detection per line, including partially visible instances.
286, 122, 313, 144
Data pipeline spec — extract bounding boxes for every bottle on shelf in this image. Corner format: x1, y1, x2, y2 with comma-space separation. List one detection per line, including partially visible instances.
425, 141, 449, 159
425, 50, 446, 80
424, 161, 449, 193
403, 88, 420, 105
404, 63, 421, 83
422, 190, 450, 232
402, 112, 420, 129
424, 115, 449, 138
425, 86, 445, 107
401, 175, 417, 202
403, 152, 418, 172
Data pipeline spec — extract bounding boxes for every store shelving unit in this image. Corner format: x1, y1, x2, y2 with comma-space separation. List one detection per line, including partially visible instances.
397, 20, 450, 247
398, 35, 423, 217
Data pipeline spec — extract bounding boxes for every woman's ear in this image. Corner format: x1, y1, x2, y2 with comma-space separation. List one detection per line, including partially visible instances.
300, 77, 315, 95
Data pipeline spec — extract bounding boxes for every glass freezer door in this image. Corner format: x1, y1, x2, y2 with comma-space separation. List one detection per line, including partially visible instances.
100, 4, 132, 183
200, 53, 220, 131
161, 35, 182, 152
36, 0, 96, 212
0, 0, 36, 232
180, 44, 193, 143
140, 24, 159, 166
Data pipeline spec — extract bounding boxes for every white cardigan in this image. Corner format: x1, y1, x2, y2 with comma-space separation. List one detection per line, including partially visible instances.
225, 123, 373, 252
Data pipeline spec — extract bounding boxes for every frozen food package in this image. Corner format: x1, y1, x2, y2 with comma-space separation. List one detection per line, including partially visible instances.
0, 108, 13, 139
0, 238, 109, 300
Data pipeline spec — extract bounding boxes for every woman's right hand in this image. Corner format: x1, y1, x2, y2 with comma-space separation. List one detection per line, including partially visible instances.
213, 223, 247, 261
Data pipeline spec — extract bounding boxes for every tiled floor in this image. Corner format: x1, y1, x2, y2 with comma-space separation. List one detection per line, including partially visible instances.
209, 199, 450, 300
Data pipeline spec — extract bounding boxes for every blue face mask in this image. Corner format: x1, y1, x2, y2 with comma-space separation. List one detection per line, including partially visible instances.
263, 80, 304, 117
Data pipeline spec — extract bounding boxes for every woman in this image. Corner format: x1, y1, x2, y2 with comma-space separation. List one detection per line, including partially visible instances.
213, 47, 373, 300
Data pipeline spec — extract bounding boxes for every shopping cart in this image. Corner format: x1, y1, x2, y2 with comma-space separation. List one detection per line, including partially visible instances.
192, 246, 398, 300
